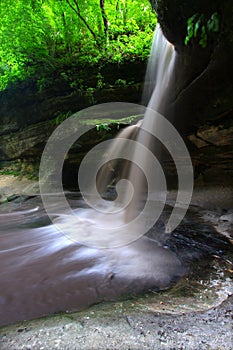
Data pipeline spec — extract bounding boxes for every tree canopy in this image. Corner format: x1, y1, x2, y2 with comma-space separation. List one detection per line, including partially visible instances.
0, 0, 157, 91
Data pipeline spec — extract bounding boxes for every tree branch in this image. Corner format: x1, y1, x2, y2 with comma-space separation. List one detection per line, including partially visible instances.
65, 0, 98, 43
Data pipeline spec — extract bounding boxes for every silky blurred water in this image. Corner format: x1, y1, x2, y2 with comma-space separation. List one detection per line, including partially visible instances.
0, 194, 188, 325
0, 193, 232, 326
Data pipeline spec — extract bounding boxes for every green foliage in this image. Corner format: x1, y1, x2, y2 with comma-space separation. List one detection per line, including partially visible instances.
96, 123, 111, 131
96, 121, 121, 132
185, 12, 220, 48
114, 78, 127, 86
54, 111, 72, 125
0, 0, 157, 91
96, 73, 106, 89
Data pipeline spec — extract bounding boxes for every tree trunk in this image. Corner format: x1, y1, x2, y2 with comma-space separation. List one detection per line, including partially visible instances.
100, 0, 108, 37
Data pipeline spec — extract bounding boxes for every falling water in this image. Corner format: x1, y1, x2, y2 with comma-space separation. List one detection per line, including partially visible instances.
66, 25, 177, 248
142, 24, 175, 108
96, 25, 176, 226
124, 25, 176, 221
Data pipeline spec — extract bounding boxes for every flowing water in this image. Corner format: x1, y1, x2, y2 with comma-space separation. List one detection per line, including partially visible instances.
0, 26, 232, 326
95, 25, 177, 229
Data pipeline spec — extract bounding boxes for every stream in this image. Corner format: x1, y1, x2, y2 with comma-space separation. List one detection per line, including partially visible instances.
0, 190, 232, 326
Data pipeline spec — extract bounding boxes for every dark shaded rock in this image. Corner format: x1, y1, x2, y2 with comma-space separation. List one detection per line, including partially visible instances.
0, 61, 145, 178
149, 0, 233, 187
187, 118, 233, 187
150, 0, 233, 128
0, 115, 141, 181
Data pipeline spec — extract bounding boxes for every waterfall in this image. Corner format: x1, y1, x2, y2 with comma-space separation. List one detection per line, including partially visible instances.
40, 24, 192, 248
142, 25, 175, 108
100, 25, 176, 224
